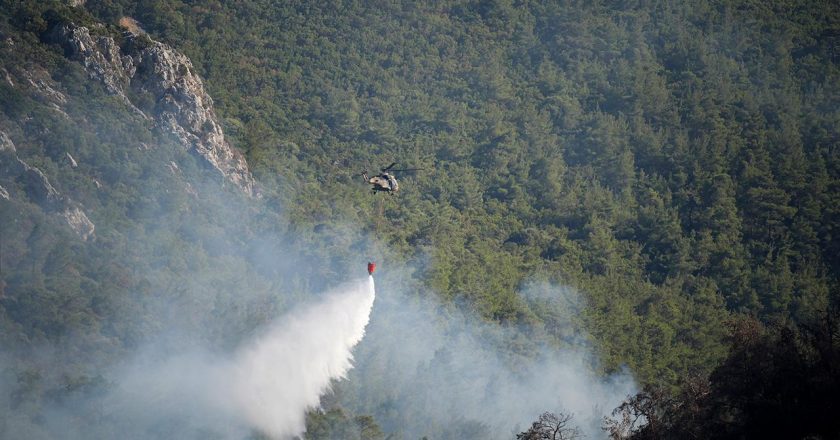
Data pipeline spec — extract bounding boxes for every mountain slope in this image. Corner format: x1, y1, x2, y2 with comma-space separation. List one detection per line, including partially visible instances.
2, 0, 839, 438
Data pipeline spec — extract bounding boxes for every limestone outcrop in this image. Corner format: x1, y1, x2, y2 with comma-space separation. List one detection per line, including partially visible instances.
0, 130, 95, 241
48, 22, 257, 196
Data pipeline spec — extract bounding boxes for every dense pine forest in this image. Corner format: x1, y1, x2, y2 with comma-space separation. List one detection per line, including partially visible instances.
1, 0, 838, 438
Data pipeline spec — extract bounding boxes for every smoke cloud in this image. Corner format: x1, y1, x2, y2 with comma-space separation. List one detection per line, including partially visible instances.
11, 276, 376, 440
343, 276, 636, 439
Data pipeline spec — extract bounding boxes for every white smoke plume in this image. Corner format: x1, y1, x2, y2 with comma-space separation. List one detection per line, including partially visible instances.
343, 277, 636, 439
97, 276, 376, 439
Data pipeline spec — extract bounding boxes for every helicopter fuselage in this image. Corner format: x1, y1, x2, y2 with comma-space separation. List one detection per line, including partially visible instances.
365, 172, 399, 193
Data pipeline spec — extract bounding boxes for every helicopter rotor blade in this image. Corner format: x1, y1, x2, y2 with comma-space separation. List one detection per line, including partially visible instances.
381, 162, 398, 172
388, 168, 424, 172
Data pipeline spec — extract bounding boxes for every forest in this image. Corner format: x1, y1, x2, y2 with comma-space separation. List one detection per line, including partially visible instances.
1, 0, 838, 438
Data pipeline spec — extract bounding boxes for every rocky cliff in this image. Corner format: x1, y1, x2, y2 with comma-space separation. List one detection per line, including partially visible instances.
0, 130, 96, 241
47, 22, 257, 196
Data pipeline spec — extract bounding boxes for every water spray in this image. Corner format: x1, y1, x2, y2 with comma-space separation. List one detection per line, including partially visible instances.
231, 275, 376, 437
102, 273, 377, 439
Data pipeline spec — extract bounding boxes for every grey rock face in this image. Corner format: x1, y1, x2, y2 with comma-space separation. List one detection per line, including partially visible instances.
18, 159, 61, 205
2, 68, 14, 87
62, 205, 96, 241
49, 23, 257, 196
23, 69, 68, 105
134, 41, 256, 195
49, 25, 134, 100
0, 130, 15, 152
0, 130, 95, 241
18, 69, 72, 119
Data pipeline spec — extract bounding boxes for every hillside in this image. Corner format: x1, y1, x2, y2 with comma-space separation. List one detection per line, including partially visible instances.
79, 0, 840, 378
1, 0, 839, 439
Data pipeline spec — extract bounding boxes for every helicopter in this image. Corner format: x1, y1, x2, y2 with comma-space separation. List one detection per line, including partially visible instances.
362, 162, 422, 194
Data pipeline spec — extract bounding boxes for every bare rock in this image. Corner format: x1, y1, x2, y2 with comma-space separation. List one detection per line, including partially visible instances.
66, 152, 78, 168
1, 68, 14, 86
23, 69, 68, 105
49, 22, 257, 196
48, 24, 134, 99
133, 40, 256, 195
1, 131, 59, 204
0, 130, 95, 241
0, 130, 15, 153
62, 205, 95, 241
19, 158, 61, 205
